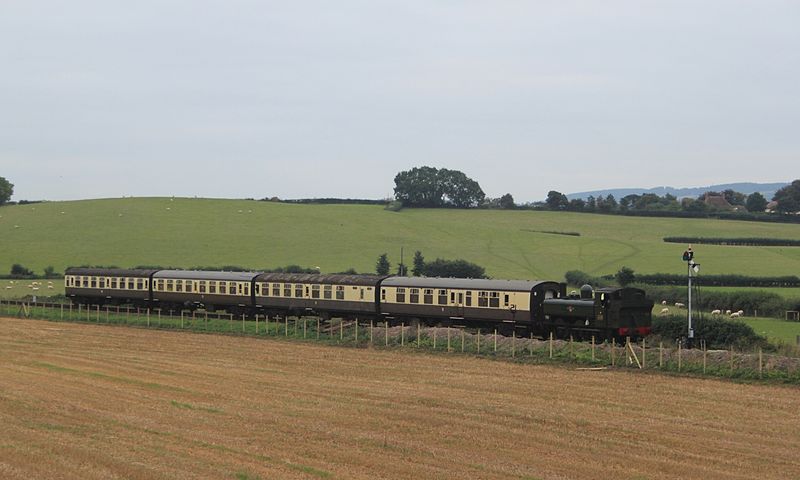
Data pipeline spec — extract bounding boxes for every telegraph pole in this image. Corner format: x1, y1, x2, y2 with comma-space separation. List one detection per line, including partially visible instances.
682, 246, 699, 348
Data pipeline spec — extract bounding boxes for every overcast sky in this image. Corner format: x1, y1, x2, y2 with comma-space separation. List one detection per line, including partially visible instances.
1, 1, 797, 203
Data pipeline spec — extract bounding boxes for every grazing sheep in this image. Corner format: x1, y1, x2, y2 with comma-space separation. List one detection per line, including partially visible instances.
711, 309, 722, 315
730, 312, 741, 318
737, 310, 744, 316
725, 310, 732, 315
660, 307, 670, 315
47, 285, 54, 289
675, 302, 685, 308
661, 300, 667, 305
5, 286, 12, 289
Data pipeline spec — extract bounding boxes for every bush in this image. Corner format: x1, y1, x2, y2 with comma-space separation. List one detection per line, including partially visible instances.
10, 264, 34, 278
652, 315, 768, 349
422, 258, 486, 278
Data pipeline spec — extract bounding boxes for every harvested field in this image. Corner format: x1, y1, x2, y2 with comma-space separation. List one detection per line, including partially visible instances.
1, 318, 799, 479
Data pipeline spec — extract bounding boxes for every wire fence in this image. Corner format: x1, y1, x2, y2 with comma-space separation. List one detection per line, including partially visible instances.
3, 300, 799, 382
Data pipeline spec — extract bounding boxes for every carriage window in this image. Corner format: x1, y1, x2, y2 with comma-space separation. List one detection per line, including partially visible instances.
199, 281, 206, 293
136, 279, 144, 290
466, 291, 472, 306
187, 281, 194, 293
273, 283, 281, 296
409, 288, 419, 303
295, 284, 303, 297
489, 292, 500, 308
165, 279, 173, 292
84, 277, 89, 287
381, 289, 386, 301
175, 280, 183, 292
218, 282, 225, 294
284, 284, 292, 297
504, 294, 510, 307
156, 280, 164, 291
423, 289, 433, 304
312, 285, 320, 298
323, 285, 332, 299
99, 278, 106, 288
395, 288, 405, 303
336, 285, 344, 300
128, 279, 134, 289
229, 282, 236, 294
438, 289, 447, 305
91, 278, 97, 288
478, 291, 488, 307
244, 284, 249, 296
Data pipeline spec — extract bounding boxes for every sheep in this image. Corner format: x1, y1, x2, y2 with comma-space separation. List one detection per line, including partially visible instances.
47, 285, 54, 289
725, 310, 732, 315
660, 307, 670, 315
711, 309, 722, 315
661, 300, 667, 305
737, 310, 744, 316
5, 286, 12, 290
674, 302, 685, 308
730, 312, 741, 318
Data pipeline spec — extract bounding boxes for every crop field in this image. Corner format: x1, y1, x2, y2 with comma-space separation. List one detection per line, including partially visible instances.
1, 317, 800, 480
1, 198, 800, 281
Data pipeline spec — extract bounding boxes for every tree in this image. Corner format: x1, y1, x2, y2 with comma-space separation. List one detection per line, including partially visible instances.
745, 192, 768, 212
396, 263, 407, 276
0, 176, 13, 206
412, 251, 425, 277
10, 264, 33, 278
499, 193, 515, 209
393, 167, 485, 208
376, 253, 390, 275
422, 258, 486, 278
722, 189, 746, 206
545, 191, 568, 210
615, 266, 635, 286
773, 180, 800, 213
567, 198, 585, 211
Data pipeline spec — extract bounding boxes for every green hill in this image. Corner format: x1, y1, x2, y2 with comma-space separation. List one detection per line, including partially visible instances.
2, 197, 800, 281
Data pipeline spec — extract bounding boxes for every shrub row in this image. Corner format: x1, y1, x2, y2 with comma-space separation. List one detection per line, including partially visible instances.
651, 315, 768, 350
566, 269, 800, 288
636, 284, 800, 318
663, 236, 800, 247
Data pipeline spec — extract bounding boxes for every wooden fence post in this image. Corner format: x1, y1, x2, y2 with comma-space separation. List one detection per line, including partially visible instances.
369, 320, 373, 345
340, 319, 344, 341
642, 337, 646, 368
611, 338, 616, 366
703, 341, 707, 374
477, 329, 480, 354
759, 347, 763, 378
106, 306, 110, 323
730, 345, 734, 376
447, 327, 451, 352
493, 329, 497, 353
385, 322, 388, 346
146, 308, 150, 327
401, 323, 405, 347
417, 323, 420, 347
355, 319, 359, 343
60, 303, 64, 321
317, 318, 321, 340
659, 342, 663, 368
303, 317, 307, 339
530, 332, 534, 357
569, 335, 573, 360
512, 331, 516, 358
461, 329, 465, 353
96, 305, 100, 322
591, 336, 595, 361
678, 341, 682, 372
549, 332, 554, 359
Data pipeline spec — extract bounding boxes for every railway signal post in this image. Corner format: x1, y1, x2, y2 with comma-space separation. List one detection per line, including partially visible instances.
682, 246, 700, 348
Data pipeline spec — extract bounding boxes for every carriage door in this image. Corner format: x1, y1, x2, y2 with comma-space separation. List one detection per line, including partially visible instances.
454, 291, 464, 317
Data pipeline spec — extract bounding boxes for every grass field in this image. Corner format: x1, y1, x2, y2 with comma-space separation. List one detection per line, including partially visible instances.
2, 198, 800, 282
2, 317, 800, 479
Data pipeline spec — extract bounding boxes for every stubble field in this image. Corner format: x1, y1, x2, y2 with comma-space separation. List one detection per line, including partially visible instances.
1, 317, 799, 480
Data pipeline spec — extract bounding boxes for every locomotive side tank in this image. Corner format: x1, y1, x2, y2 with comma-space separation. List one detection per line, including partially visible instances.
542, 284, 653, 339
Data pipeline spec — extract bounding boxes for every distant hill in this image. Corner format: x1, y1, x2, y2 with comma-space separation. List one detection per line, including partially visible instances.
566, 182, 788, 201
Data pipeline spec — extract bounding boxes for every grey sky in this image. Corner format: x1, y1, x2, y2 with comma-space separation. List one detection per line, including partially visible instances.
1, 1, 797, 202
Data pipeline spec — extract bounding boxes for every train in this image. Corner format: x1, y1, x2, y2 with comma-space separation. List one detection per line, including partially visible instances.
64, 267, 653, 340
